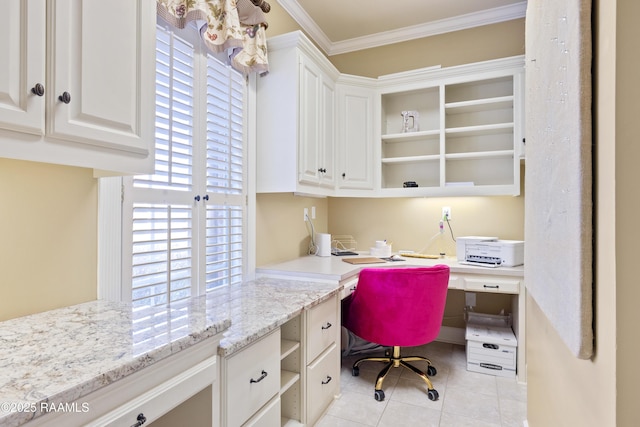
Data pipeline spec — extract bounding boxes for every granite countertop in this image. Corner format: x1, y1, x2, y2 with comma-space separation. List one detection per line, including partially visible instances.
214, 277, 340, 356
0, 276, 340, 426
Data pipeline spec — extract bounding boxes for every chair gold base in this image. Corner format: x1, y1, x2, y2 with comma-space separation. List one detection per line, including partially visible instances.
352, 346, 439, 402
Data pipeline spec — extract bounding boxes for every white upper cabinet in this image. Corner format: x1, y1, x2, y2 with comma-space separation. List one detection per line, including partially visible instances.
0, 0, 155, 175
298, 55, 336, 188
256, 31, 525, 198
0, 0, 46, 135
257, 31, 339, 195
48, 0, 154, 155
335, 75, 376, 193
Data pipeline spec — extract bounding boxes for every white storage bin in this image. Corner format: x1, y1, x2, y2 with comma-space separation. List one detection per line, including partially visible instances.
465, 322, 517, 378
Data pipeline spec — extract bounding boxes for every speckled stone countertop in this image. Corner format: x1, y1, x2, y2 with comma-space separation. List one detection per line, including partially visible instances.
0, 277, 340, 426
214, 276, 340, 356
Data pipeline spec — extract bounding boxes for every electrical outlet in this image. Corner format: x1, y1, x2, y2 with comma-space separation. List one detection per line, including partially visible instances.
442, 206, 452, 220
465, 292, 476, 307
311, 206, 316, 219
304, 207, 309, 221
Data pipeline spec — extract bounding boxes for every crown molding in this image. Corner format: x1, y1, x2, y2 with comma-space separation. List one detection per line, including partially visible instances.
276, 1, 527, 56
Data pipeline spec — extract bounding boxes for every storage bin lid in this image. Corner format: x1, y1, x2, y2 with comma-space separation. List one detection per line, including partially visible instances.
465, 324, 517, 346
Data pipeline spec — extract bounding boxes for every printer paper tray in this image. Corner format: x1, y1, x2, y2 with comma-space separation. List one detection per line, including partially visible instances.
459, 261, 500, 268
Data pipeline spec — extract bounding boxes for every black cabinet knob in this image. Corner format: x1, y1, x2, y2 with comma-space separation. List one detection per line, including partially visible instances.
31, 83, 45, 97
131, 413, 147, 427
58, 91, 71, 104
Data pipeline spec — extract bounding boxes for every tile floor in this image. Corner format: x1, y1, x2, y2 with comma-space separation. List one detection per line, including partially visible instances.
316, 342, 527, 427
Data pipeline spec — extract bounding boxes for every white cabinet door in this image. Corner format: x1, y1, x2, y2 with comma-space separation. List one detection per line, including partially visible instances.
336, 80, 375, 191
48, 0, 155, 155
319, 76, 336, 187
256, 31, 339, 195
298, 56, 335, 188
0, 0, 46, 135
298, 56, 321, 184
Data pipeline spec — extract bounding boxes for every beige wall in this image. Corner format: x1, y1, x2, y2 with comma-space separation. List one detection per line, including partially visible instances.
0, 159, 97, 321
330, 19, 525, 78
614, 1, 640, 423
257, 193, 329, 266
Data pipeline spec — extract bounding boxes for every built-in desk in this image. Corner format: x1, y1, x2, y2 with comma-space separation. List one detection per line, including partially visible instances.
256, 255, 526, 383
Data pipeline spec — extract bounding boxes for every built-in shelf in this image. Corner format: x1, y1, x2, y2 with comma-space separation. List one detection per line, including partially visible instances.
282, 417, 304, 427
445, 122, 514, 136
379, 57, 524, 195
381, 129, 440, 143
445, 150, 515, 161
445, 95, 514, 113
281, 339, 300, 360
281, 370, 300, 394
381, 154, 440, 164
280, 315, 302, 425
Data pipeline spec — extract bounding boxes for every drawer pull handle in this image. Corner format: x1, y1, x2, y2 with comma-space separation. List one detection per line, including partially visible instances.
250, 370, 268, 383
321, 375, 332, 385
131, 413, 147, 427
321, 322, 332, 330
483, 285, 499, 289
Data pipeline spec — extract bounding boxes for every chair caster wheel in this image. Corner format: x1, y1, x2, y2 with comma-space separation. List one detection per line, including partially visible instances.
428, 389, 439, 401
427, 365, 437, 376
374, 389, 385, 401
352, 366, 360, 377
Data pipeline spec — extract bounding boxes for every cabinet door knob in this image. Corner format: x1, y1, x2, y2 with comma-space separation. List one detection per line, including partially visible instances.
321, 322, 332, 330
321, 375, 332, 385
58, 91, 71, 104
194, 195, 201, 202
31, 84, 45, 97
203, 195, 209, 201
342, 173, 346, 178
131, 413, 147, 427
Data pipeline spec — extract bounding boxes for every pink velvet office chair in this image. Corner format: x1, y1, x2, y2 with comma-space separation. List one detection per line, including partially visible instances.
342, 265, 450, 402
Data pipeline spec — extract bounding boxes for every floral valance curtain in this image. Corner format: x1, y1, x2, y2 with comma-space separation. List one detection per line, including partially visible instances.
157, 0, 270, 75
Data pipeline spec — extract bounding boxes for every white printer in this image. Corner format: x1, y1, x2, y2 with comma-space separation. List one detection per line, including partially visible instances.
456, 236, 524, 267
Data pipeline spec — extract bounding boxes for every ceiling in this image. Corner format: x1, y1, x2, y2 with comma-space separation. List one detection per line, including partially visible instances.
276, 0, 527, 56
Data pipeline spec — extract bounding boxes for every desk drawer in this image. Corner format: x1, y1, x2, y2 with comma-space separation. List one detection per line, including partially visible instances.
448, 274, 464, 290
464, 277, 520, 294
340, 277, 358, 300
306, 297, 338, 364
307, 343, 339, 425
242, 395, 281, 427
226, 330, 280, 427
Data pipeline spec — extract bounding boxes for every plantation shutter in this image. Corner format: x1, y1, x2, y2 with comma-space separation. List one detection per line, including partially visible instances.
125, 24, 245, 308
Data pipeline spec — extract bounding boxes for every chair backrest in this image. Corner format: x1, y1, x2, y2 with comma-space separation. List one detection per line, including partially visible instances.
343, 265, 450, 347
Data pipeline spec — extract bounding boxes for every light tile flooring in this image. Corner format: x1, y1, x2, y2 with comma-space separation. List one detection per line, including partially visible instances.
316, 342, 527, 427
